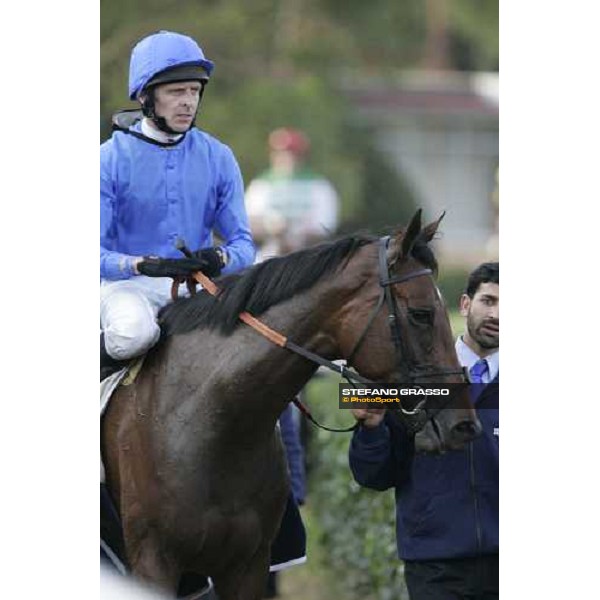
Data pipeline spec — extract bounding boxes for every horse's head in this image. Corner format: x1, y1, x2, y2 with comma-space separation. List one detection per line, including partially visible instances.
331, 210, 481, 452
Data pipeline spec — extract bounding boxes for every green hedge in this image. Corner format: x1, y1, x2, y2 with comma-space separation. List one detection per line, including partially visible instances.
304, 375, 409, 600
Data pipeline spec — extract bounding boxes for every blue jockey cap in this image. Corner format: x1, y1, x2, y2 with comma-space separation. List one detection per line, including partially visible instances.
128, 31, 215, 100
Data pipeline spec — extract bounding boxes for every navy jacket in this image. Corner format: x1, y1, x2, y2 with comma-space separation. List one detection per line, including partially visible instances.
349, 378, 498, 561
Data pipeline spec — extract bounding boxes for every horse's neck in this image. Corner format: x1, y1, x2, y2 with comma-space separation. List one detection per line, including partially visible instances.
144, 284, 339, 437
262, 283, 340, 352
223, 286, 337, 411
118, 284, 344, 489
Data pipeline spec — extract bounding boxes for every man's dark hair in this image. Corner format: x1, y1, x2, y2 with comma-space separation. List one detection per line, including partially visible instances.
464, 262, 499, 298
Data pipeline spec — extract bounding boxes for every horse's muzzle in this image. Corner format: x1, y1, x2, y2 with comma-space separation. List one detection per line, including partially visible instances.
448, 418, 482, 447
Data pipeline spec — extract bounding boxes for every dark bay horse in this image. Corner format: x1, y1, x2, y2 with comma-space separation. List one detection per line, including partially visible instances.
102, 211, 480, 599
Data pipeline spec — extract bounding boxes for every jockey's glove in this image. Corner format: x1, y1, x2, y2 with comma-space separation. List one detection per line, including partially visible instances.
137, 256, 214, 279
192, 247, 225, 277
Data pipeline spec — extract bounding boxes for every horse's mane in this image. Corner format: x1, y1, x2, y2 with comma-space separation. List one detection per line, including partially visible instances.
159, 231, 438, 337
159, 235, 374, 336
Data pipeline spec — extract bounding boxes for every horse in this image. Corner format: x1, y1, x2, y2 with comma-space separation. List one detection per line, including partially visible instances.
101, 210, 481, 599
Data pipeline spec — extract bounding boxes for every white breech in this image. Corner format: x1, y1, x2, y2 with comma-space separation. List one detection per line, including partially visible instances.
100, 277, 190, 360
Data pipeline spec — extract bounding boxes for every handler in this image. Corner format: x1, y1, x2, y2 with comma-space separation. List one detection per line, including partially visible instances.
349, 263, 499, 600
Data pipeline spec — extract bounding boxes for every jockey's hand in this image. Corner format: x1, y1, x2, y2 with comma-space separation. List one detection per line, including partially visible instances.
137, 256, 210, 278
350, 407, 386, 429
192, 247, 225, 278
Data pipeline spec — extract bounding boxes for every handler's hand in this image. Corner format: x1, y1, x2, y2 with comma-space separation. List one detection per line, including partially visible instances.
350, 408, 386, 429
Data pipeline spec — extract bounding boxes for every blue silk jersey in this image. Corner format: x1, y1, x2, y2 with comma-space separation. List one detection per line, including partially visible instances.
100, 125, 255, 280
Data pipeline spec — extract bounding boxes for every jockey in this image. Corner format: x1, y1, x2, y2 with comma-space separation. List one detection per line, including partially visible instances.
100, 30, 255, 379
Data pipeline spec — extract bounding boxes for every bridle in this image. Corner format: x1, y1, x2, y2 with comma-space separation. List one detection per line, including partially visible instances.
325, 236, 467, 434
346, 236, 466, 385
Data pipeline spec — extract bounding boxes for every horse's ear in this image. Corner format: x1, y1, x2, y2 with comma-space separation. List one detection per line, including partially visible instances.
401, 209, 422, 257
387, 209, 422, 265
421, 211, 446, 243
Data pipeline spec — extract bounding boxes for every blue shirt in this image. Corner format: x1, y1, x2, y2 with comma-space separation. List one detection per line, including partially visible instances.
100, 124, 255, 280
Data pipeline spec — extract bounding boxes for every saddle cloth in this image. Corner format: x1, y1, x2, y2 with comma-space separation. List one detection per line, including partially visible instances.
100, 368, 128, 483
101, 357, 146, 482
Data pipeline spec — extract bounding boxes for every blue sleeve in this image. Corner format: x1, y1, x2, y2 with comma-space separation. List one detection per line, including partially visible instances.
349, 416, 413, 491
279, 405, 306, 504
100, 141, 138, 280
213, 145, 256, 274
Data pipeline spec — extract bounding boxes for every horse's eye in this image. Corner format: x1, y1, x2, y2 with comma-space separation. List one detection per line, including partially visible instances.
408, 308, 434, 326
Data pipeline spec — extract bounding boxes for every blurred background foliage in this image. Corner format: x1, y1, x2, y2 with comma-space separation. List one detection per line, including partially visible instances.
101, 0, 498, 234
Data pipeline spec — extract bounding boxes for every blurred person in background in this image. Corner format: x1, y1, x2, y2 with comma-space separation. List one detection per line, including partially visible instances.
100, 30, 255, 380
245, 128, 339, 261
245, 127, 341, 456
246, 128, 335, 597
349, 262, 499, 600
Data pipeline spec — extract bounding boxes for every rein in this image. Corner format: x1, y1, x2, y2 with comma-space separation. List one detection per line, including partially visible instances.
177, 236, 466, 434
176, 253, 373, 386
